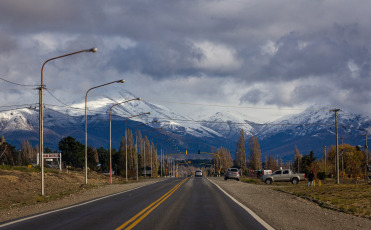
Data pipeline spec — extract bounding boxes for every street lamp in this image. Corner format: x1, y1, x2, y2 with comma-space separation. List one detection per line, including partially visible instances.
109, 98, 141, 184
125, 112, 151, 182
39, 48, 97, 196
85, 79, 125, 184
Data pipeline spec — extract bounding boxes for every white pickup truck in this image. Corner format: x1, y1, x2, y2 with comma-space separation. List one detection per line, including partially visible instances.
261, 169, 305, 185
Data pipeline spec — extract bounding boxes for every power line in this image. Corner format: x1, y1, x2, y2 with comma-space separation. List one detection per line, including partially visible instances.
45, 89, 71, 107
0, 77, 38, 87
144, 99, 316, 111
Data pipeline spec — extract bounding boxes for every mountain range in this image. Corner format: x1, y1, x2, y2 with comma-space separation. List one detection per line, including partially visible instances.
1, 90, 370, 161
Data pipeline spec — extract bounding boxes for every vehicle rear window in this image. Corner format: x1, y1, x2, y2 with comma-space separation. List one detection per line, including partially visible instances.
231, 169, 238, 172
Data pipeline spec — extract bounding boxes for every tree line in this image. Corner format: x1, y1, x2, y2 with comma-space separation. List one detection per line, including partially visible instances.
0, 129, 161, 178
213, 129, 368, 179
2, 128, 368, 179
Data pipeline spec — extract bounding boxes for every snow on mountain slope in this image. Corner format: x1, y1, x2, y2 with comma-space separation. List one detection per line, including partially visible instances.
46, 89, 222, 138
200, 110, 257, 138
0, 109, 37, 131
259, 105, 371, 139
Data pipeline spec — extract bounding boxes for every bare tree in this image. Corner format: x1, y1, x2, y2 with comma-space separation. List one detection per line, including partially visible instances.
294, 145, 302, 172
21, 140, 36, 164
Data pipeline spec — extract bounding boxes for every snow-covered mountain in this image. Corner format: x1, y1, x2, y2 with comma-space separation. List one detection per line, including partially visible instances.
1, 93, 370, 160
199, 110, 257, 139
0, 90, 226, 152
257, 106, 371, 158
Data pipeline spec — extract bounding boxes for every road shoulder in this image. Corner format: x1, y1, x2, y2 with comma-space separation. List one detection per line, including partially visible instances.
208, 177, 371, 230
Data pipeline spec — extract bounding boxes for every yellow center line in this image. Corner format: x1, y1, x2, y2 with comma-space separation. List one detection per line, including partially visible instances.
115, 178, 189, 230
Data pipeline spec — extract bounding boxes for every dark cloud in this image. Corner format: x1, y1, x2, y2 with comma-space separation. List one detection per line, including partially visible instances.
240, 89, 263, 104
109, 40, 204, 78
1, 0, 371, 118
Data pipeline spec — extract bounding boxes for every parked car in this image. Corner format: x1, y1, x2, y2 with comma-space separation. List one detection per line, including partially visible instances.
224, 168, 240, 181
256, 169, 272, 178
261, 169, 305, 185
195, 170, 203, 177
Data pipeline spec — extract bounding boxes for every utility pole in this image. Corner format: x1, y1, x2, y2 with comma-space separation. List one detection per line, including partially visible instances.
330, 109, 341, 184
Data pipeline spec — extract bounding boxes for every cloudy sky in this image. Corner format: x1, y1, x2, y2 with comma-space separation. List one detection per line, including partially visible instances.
1, 0, 371, 122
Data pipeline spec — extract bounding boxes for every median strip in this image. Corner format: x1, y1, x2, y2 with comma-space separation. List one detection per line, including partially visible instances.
116, 177, 189, 230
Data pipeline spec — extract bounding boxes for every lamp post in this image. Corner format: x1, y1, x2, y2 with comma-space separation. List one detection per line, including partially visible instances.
109, 98, 141, 184
40, 48, 97, 196
125, 112, 151, 182
85, 79, 125, 184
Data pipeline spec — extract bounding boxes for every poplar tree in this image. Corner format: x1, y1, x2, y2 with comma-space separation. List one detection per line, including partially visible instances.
214, 146, 233, 175
294, 145, 303, 172
248, 136, 262, 170
235, 129, 247, 173
21, 140, 35, 164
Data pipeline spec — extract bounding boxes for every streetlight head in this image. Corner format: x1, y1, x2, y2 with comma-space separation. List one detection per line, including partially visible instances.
116, 79, 125, 83
147, 112, 151, 115
137, 98, 141, 101
89, 48, 98, 53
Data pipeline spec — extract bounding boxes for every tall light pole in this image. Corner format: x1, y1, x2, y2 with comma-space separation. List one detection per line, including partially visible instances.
85, 79, 125, 184
109, 98, 141, 184
40, 48, 97, 196
125, 112, 151, 182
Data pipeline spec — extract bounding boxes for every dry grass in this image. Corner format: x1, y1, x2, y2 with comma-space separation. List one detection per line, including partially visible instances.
0, 166, 130, 210
272, 178, 371, 219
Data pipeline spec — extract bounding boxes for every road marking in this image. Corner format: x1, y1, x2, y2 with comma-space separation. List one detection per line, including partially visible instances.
207, 178, 275, 230
0, 179, 165, 228
116, 177, 189, 230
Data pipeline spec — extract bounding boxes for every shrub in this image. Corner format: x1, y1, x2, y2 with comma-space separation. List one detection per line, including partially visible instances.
317, 172, 326, 180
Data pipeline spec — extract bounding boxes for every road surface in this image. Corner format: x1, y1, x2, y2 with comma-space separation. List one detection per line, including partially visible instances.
0, 177, 271, 230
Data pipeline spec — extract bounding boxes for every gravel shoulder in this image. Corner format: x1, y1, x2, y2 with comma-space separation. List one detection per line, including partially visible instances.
209, 177, 371, 230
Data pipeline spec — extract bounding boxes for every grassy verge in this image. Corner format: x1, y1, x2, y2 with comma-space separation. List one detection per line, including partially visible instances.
271, 179, 371, 219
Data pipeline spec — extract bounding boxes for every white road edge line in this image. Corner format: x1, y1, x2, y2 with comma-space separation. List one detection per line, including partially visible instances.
207, 178, 275, 230
0, 179, 167, 228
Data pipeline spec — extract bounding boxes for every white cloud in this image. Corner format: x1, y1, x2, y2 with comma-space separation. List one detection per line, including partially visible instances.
347, 60, 360, 79
193, 41, 242, 71
261, 41, 280, 56
102, 36, 136, 50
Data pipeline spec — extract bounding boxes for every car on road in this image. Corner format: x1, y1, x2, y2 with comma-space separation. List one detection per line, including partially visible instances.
261, 169, 305, 185
224, 168, 240, 181
195, 170, 203, 177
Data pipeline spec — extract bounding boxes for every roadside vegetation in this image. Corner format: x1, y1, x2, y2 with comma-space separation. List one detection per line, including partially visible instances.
0, 166, 130, 210
240, 176, 371, 219
272, 179, 371, 219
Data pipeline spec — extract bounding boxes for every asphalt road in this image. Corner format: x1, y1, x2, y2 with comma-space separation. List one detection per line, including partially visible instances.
0, 177, 270, 230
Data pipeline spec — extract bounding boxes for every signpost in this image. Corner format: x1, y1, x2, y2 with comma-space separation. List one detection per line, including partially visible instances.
37, 153, 62, 171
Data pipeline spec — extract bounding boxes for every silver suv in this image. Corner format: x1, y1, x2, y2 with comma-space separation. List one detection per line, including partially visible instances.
224, 168, 240, 181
